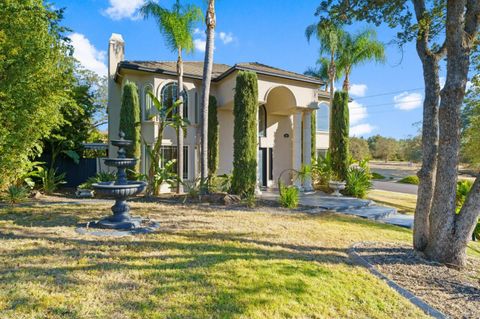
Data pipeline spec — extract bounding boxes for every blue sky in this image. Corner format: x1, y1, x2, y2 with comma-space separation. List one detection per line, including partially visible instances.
55, 0, 435, 139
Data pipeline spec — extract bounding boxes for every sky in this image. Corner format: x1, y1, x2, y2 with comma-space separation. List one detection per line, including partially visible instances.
54, 0, 441, 139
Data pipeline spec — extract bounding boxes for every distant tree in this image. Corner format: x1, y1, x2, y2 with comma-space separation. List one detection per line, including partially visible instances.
330, 91, 349, 180
141, 0, 202, 193
462, 73, 480, 167
399, 135, 422, 163
350, 137, 370, 161
119, 81, 141, 173
371, 136, 399, 162
207, 95, 219, 177
0, 1, 74, 189
231, 71, 258, 197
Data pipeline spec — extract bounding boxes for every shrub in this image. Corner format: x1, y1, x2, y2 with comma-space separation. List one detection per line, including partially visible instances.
371, 172, 385, 180
209, 174, 233, 193
279, 184, 299, 208
120, 81, 141, 173
182, 178, 201, 201
38, 167, 66, 194
312, 152, 334, 191
398, 175, 419, 185
4, 185, 29, 204
208, 95, 219, 177
330, 91, 350, 181
344, 161, 373, 198
231, 71, 258, 198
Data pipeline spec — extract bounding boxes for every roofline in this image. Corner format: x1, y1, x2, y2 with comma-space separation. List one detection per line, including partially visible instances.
116, 61, 324, 86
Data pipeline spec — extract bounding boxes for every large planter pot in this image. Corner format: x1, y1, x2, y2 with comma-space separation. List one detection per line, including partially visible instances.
328, 180, 346, 197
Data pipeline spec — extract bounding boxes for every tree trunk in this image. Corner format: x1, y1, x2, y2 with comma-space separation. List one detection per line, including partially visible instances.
413, 54, 441, 251
200, 0, 215, 194
177, 49, 184, 193
425, 0, 480, 268
342, 70, 350, 92
328, 53, 336, 149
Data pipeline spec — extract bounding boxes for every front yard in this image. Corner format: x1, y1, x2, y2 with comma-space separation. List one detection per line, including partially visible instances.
0, 197, 431, 319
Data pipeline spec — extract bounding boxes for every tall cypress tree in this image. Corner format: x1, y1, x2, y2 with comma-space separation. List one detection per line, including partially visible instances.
119, 81, 141, 173
330, 91, 349, 180
231, 71, 258, 197
208, 95, 219, 177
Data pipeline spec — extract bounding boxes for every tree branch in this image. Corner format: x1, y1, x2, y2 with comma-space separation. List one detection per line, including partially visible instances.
465, 0, 480, 47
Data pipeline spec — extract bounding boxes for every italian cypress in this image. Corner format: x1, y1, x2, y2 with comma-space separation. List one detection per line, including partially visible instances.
231, 71, 258, 197
208, 95, 219, 177
119, 81, 141, 173
330, 91, 349, 180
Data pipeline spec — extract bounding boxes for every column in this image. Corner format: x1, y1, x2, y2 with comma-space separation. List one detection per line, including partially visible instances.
292, 112, 303, 189
255, 105, 262, 195
303, 111, 313, 191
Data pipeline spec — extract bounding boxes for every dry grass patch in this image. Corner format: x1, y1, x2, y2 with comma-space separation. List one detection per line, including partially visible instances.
0, 198, 432, 318
367, 189, 417, 215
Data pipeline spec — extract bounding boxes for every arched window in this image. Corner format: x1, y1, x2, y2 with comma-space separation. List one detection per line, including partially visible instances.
160, 82, 188, 120
316, 102, 329, 132
259, 104, 267, 137
143, 84, 154, 121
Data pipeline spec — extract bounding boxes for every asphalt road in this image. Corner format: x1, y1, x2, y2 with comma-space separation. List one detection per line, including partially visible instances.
372, 180, 418, 195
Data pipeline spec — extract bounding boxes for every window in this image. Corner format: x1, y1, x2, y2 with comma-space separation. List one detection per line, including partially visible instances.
160, 82, 188, 120
259, 104, 267, 137
194, 91, 199, 124
316, 102, 329, 132
316, 149, 328, 160
143, 85, 154, 120
160, 145, 189, 179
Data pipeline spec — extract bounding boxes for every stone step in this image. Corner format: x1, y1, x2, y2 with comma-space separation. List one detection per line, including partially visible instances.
379, 214, 414, 229
340, 205, 397, 220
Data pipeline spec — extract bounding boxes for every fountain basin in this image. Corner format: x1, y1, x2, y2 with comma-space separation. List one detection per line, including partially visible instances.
111, 139, 133, 148
92, 181, 146, 198
103, 158, 137, 168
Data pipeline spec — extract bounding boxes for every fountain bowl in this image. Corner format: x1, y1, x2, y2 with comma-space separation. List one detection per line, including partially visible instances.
103, 158, 137, 168
92, 181, 146, 198
111, 139, 133, 148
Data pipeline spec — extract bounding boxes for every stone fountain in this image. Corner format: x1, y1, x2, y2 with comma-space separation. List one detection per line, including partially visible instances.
88, 132, 156, 231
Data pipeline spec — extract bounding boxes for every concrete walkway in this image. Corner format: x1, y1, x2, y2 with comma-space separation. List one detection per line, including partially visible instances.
260, 190, 413, 228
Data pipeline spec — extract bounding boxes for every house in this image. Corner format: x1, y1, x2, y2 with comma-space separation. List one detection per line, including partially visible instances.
107, 33, 330, 191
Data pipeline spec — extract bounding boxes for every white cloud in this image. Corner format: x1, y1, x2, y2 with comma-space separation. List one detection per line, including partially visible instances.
219, 32, 234, 44
393, 92, 423, 111
193, 28, 203, 36
103, 0, 145, 20
349, 100, 368, 125
440, 76, 446, 89
350, 124, 376, 136
193, 38, 206, 52
69, 33, 107, 76
349, 84, 368, 97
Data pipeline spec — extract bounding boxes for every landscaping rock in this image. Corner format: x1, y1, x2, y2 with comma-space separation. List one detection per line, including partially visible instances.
200, 193, 241, 205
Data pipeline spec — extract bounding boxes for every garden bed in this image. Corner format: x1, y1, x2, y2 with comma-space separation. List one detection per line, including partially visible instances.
352, 241, 480, 319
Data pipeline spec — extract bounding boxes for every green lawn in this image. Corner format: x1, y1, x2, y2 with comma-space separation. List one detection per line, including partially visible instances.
0, 198, 431, 318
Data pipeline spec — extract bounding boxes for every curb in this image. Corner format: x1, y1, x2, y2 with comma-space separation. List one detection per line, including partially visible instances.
349, 243, 447, 319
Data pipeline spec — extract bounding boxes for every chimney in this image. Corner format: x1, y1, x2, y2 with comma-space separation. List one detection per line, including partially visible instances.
107, 33, 125, 156
108, 33, 124, 79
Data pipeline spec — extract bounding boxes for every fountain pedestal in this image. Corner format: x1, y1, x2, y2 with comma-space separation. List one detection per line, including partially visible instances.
88, 132, 155, 231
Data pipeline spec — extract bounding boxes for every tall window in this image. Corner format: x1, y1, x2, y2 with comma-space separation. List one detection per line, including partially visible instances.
160, 82, 188, 120
316, 102, 329, 132
143, 84, 154, 120
259, 104, 267, 137
160, 145, 188, 179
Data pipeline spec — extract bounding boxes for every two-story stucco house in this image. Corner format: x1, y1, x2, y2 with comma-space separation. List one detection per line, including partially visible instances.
107, 33, 330, 191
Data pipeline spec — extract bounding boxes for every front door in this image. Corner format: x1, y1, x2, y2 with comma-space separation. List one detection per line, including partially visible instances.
258, 148, 267, 187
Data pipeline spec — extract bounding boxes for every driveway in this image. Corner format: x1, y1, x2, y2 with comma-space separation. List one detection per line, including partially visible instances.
372, 180, 418, 195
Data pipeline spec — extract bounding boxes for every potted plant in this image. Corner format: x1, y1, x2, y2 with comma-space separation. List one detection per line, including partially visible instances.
328, 173, 346, 197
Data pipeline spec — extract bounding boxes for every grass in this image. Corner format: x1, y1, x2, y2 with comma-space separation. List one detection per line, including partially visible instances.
371, 172, 385, 180
0, 197, 438, 318
367, 189, 417, 215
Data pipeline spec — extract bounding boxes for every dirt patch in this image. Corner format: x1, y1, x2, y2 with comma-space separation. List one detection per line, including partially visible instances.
354, 241, 480, 319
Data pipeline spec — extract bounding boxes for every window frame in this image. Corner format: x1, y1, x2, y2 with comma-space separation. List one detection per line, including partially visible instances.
259, 104, 267, 137
159, 82, 189, 121
316, 102, 330, 132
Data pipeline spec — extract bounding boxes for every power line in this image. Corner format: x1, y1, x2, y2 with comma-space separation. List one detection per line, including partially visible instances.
352, 87, 425, 100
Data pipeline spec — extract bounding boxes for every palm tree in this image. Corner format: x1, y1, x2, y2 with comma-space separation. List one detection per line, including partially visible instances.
306, 20, 344, 105
141, 0, 202, 194
200, 0, 216, 194
304, 57, 343, 93
337, 29, 385, 92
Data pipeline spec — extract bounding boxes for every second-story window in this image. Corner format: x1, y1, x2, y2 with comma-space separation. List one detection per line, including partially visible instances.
161, 82, 188, 120
143, 85, 154, 121
316, 102, 329, 132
